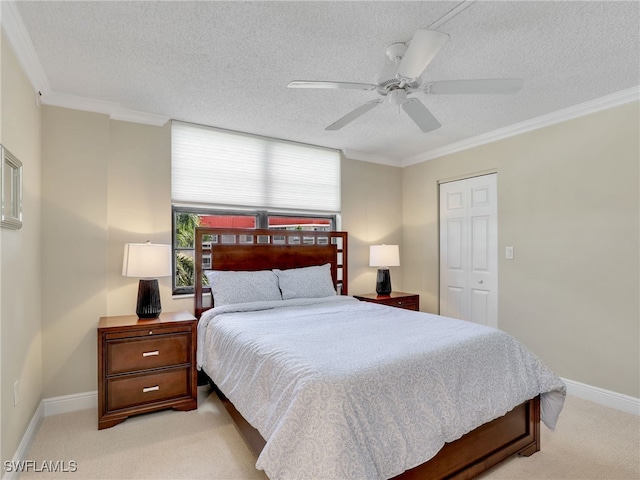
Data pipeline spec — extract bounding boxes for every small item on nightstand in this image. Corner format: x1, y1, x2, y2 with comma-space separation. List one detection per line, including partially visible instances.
369, 244, 400, 295
122, 241, 172, 318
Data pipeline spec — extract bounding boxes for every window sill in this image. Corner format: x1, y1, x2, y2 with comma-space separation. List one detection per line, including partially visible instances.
172, 293, 194, 300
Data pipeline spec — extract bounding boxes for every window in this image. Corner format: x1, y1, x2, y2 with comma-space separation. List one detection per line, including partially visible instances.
172, 207, 336, 294
171, 121, 341, 293
171, 122, 340, 294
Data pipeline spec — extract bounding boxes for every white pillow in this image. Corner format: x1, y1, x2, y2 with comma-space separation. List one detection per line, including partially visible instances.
204, 270, 282, 307
273, 263, 336, 300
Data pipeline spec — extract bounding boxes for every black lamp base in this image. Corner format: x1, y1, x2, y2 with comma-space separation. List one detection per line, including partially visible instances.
375, 268, 392, 296
136, 279, 162, 319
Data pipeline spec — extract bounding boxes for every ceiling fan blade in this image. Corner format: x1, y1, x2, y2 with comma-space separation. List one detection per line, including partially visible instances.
402, 99, 441, 133
426, 79, 524, 95
288, 81, 377, 91
396, 29, 450, 80
326, 99, 383, 130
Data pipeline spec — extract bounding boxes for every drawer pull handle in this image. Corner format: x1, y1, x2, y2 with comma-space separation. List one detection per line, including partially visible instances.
142, 351, 159, 357
142, 386, 160, 393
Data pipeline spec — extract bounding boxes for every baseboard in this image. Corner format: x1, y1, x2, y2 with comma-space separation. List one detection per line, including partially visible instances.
2, 391, 97, 479
561, 377, 639, 416
2, 402, 44, 480
42, 390, 97, 417
2, 391, 97, 480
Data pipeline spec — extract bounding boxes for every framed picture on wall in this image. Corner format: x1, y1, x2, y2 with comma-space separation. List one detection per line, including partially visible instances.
1, 145, 23, 230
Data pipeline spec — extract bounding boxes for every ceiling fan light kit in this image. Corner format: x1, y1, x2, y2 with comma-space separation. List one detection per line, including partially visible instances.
388, 88, 407, 106
288, 29, 523, 133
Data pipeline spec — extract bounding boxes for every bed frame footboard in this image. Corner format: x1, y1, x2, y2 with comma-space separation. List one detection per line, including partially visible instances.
393, 396, 540, 479
209, 377, 540, 480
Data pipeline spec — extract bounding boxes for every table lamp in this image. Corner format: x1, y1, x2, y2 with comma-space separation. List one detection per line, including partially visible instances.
369, 244, 400, 296
122, 241, 172, 318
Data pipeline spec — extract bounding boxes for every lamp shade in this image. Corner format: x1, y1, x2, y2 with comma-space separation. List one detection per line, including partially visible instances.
122, 242, 172, 278
369, 244, 400, 268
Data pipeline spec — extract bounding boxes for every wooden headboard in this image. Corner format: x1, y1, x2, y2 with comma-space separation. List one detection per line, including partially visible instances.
194, 228, 348, 318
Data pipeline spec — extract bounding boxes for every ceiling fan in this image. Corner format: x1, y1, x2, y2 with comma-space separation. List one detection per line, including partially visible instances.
287, 30, 523, 133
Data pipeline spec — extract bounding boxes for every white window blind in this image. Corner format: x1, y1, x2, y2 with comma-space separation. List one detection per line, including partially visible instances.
171, 121, 341, 212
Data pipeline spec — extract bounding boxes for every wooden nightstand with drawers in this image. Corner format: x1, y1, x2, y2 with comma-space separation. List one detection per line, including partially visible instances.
97, 311, 197, 429
353, 292, 420, 311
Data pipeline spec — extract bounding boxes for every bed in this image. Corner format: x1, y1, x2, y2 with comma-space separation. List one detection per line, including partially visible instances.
194, 227, 565, 480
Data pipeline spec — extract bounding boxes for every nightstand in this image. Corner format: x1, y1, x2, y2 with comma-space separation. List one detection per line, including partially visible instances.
97, 311, 198, 429
353, 292, 420, 311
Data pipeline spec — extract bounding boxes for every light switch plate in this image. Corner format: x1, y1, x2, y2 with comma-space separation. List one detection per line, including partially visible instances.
505, 246, 514, 259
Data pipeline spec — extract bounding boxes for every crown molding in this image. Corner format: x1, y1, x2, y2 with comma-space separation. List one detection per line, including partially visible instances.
342, 149, 397, 167
2, 1, 169, 127
42, 91, 120, 116
110, 108, 170, 127
1, 1, 51, 95
402, 85, 640, 167
43, 92, 170, 126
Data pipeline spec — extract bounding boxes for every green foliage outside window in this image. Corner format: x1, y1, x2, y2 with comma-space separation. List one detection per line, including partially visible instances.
176, 213, 200, 248
175, 213, 200, 287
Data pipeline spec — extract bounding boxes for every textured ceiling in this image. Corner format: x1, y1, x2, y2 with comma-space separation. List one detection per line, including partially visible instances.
11, 1, 640, 166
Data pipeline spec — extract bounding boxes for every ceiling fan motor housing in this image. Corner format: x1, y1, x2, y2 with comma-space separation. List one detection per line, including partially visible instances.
374, 63, 420, 96
374, 42, 422, 97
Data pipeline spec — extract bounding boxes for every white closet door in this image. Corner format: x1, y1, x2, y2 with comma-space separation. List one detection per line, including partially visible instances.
439, 174, 498, 327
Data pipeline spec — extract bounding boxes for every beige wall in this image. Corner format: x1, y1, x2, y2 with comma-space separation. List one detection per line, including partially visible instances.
105, 120, 176, 317
1, 31, 42, 464
40, 112, 194, 398
341, 157, 403, 295
40, 107, 109, 398
40, 109, 186, 398
403, 102, 640, 398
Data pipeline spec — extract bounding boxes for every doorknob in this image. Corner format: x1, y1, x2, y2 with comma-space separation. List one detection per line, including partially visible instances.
478, 280, 484, 284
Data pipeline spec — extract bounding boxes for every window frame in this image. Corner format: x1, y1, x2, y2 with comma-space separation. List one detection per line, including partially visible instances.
172, 205, 337, 295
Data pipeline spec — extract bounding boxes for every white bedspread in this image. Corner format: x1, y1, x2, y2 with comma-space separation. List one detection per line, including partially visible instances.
197, 296, 565, 480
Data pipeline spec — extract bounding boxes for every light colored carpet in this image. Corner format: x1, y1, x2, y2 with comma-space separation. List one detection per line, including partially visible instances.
19, 386, 639, 479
